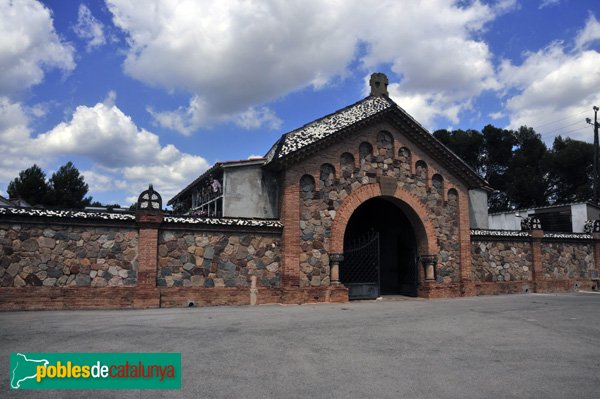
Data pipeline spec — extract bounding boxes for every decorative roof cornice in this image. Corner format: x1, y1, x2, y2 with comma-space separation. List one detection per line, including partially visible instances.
265, 95, 489, 190
265, 96, 391, 162
164, 215, 282, 228
0, 207, 135, 221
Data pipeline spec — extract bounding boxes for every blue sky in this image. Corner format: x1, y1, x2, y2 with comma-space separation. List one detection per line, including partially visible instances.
1, 0, 599, 206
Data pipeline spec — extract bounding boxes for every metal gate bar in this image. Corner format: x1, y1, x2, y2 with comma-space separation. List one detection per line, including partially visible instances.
340, 231, 380, 300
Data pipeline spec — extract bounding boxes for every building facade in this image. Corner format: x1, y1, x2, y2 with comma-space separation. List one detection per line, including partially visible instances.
1, 73, 598, 310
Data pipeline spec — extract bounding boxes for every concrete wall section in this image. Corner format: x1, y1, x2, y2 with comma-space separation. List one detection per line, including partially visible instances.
223, 165, 279, 219
468, 189, 489, 229
572, 204, 600, 232
488, 212, 528, 231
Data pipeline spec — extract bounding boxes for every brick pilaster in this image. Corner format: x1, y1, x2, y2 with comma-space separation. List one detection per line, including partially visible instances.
593, 232, 600, 276
280, 174, 300, 286
530, 229, 544, 292
136, 211, 163, 288
458, 190, 474, 296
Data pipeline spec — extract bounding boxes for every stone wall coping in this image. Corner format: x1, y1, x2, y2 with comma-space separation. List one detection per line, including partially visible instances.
471, 229, 593, 241
470, 229, 530, 238
0, 206, 135, 221
543, 232, 593, 240
163, 215, 283, 228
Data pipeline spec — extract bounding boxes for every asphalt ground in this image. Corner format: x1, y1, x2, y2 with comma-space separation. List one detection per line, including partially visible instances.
1, 292, 599, 399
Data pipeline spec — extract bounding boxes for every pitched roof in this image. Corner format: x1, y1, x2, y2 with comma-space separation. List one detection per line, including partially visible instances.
265, 95, 490, 190
265, 96, 391, 162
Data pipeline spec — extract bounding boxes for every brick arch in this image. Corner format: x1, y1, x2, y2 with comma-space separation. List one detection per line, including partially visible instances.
330, 183, 439, 255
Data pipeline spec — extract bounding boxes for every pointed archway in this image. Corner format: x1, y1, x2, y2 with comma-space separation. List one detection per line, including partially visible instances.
343, 197, 418, 297
330, 184, 439, 297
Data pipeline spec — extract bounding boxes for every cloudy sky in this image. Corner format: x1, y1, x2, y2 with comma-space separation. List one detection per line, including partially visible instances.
1, 0, 599, 206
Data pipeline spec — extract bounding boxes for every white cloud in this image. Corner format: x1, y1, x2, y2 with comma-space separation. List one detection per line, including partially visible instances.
147, 95, 212, 135
0, 94, 209, 204
234, 106, 282, 130
107, 0, 504, 133
0, 98, 40, 183
498, 15, 600, 142
539, 0, 560, 9
149, 99, 282, 134
575, 13, 600, 51
0, 0, 75, 97
489, 111, 505, 120
73, 4, 106, 51
81, 169, 123, 193
388, 85, 464, 127
33, 97, 210, 199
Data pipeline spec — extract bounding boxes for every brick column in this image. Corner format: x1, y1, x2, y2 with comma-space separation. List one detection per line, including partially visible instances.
280, 174, 300, 287
136, 211, 163, 288
593, 233, 600, 271
593, 233, 600, 289
530, 229, 544, 292
458, 190, 474, 296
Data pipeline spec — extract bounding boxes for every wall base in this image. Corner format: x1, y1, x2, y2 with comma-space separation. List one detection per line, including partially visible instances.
418, 282, 462, 298
0, 286, 349, 311
2, 279, 596, 311
472, 279, 597, 296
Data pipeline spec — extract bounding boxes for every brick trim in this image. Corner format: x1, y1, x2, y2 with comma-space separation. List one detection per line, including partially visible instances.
280, 175, 301, 286
330, 183, 439, 255
457, 190, 474, 295
530, 229, 544, 292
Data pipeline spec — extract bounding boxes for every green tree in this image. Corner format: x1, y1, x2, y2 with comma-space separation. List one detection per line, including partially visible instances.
481, 125, 516, 212
505, 126, 549, 209
546, 136, 593, 204
47, 162, 92, 209
433, 129, 484, 172
6, 164, 50, 206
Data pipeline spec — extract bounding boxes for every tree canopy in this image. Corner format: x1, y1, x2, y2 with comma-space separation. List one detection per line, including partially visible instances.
434, 125, 594, 212
6, 164, 49, 206
47, 162, 92, 208
7, 162, 92, 209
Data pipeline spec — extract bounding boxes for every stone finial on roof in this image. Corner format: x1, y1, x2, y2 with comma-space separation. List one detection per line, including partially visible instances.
369, 72, 388, 97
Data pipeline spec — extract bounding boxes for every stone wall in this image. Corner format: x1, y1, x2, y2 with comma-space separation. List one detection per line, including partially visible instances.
470, 230, 598, 294
0, 223, 138, 288
158, 229, 281, 288
471, 240, 532, 282
290, 122, 465, 288
541, 241, 594, 280
0, 209, 350, 310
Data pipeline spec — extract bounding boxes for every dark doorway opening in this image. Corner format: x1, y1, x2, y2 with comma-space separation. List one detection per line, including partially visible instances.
342, 197, 418, 297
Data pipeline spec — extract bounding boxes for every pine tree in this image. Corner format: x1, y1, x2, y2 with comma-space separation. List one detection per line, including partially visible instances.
47, 162, 92, 209
6, 164, 50, 206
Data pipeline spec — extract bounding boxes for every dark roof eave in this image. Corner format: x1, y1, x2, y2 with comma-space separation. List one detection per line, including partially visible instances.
167, 162, 223, 205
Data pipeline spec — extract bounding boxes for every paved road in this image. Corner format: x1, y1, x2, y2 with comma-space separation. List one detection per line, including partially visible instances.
1, 292, 599, 398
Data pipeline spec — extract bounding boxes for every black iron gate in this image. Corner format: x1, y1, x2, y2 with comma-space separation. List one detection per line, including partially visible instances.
340, 231, 380, 300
